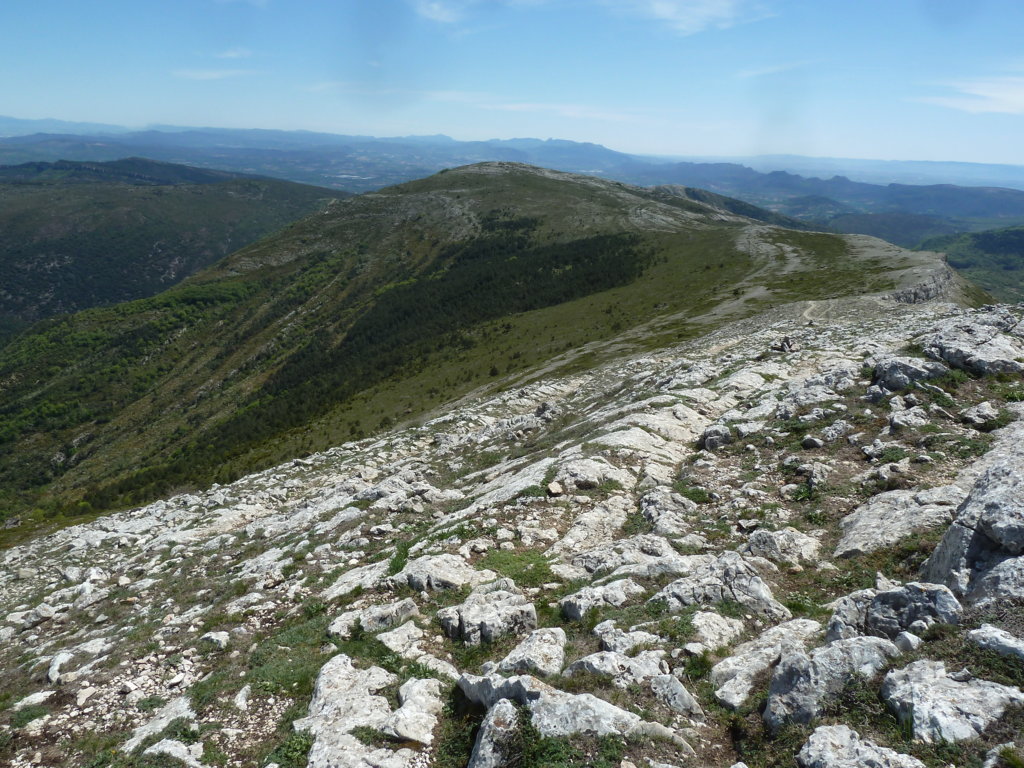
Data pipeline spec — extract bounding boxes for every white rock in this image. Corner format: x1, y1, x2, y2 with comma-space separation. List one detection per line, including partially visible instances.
497, 627, 566, 677
797, 725, 925, 768
881, 659, 1024, 742
709, 619, 822, 709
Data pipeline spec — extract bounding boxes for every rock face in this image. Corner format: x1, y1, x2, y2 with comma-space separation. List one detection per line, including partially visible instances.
922, 447, 1024, 604
881, 660, 1024, 743
468, 698, 519, 768
968, 623, 1024, 662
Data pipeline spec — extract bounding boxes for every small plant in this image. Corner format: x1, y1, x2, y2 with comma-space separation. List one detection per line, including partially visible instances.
388, 540, 411, 576
265, 730, 315, 768
350, 725, 394, 749
621, 510, 654, 536
672, 480, 711, 504
10, 704, 48, 729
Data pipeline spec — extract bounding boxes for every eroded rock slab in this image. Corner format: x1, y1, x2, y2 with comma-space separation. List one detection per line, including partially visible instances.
881, 660, 1024, 743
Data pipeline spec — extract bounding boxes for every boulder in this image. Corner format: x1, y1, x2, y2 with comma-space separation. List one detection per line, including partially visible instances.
388, 554, 498, 592
380, 677, 444, 745
873, 356, 948, 392
559, 579, 646, 621
797, 725, 926, 768
741, 527, 821, 566
327, 598, 420, 639
438, 581, 537, 645
468, 698, 519, 768
709, 619, 822, 709
918, 317, 1024, 376
881, 660, 1024, 742
968, 624, 1024, 662
764, 636, 900, 732
563, 650, 667, 688
825, 583, 961, 641
592, 620, 662, 655
651, 674, 704, 719
497, 627, 566, 678
834, 487, 965, 558
650, 551, 791, 621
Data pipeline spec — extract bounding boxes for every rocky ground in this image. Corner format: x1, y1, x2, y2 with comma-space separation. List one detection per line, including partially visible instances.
1, 297, 1023, 768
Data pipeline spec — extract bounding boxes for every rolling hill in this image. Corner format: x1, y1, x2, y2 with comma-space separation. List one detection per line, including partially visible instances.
919, 225, 1024, 302
0, 158, 347, 329
0, 162, 981, 539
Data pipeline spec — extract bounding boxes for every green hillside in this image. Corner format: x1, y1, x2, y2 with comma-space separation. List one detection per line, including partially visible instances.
920, 225, 1024, 302
0, 158, 346, 327
0, 162, 970, 538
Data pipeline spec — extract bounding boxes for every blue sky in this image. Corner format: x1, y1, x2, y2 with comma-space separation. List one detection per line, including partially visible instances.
3, 0, 1024, 163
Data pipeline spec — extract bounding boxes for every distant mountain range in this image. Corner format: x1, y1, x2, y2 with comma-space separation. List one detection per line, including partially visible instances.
3, 118, 1024, 248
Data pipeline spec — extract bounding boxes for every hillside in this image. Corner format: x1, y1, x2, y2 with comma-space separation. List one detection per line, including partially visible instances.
920, 226, 1024, 302
0, 162, 979, 539
1, 291, 1022, 768
0, 158, 347, 326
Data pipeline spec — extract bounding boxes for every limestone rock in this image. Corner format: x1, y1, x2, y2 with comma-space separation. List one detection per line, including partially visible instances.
797, 725, 925, 768
922, 454, 1024, 604
377, 621, 460, 680
834, 486, 965, 558
650, 551, 791, 621
873, 356, 949, 392
563, 650, 667, 688
709, 619, 822, 709
968, 624, 1024, 662
918, 316, 1024, 376
468, 698, 519, 768
881, 660, 1024, 742
593, 620, 662, 655
123, 697, 196, 752
327, 598, 420, 639
764, 636, 900, 732
650, 674, 704, 719
741, 527, 821, 566
559, 578, 646, 620
438, 581, 537, 645
825, 583, 961, 641
388, 554, 498, 592
497, 627, 566, 677
380, 677, 444, 745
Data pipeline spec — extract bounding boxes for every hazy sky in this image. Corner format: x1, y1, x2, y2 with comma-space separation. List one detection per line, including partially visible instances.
4, 0, 1024, 163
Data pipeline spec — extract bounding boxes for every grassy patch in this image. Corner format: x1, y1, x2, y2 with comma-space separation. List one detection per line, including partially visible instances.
477, 549, 554, 588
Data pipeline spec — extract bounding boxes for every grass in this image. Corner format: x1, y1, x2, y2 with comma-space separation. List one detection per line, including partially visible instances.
672, 481, 711, 504
477, 549, 555, 588
265, 730, 315, 768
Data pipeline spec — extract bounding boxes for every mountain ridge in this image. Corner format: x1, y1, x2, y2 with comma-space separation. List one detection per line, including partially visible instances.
0, 162, 978, 541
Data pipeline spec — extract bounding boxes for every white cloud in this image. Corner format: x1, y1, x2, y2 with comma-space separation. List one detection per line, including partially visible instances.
413, 0, 465, 22
920, 76, 1024, 114
173, 69, 254, 81
601, 0, 769, 34
215, 47, 253, 59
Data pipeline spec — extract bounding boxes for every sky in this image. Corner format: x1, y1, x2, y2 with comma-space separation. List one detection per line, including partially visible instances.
3, 0, 1024, 163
